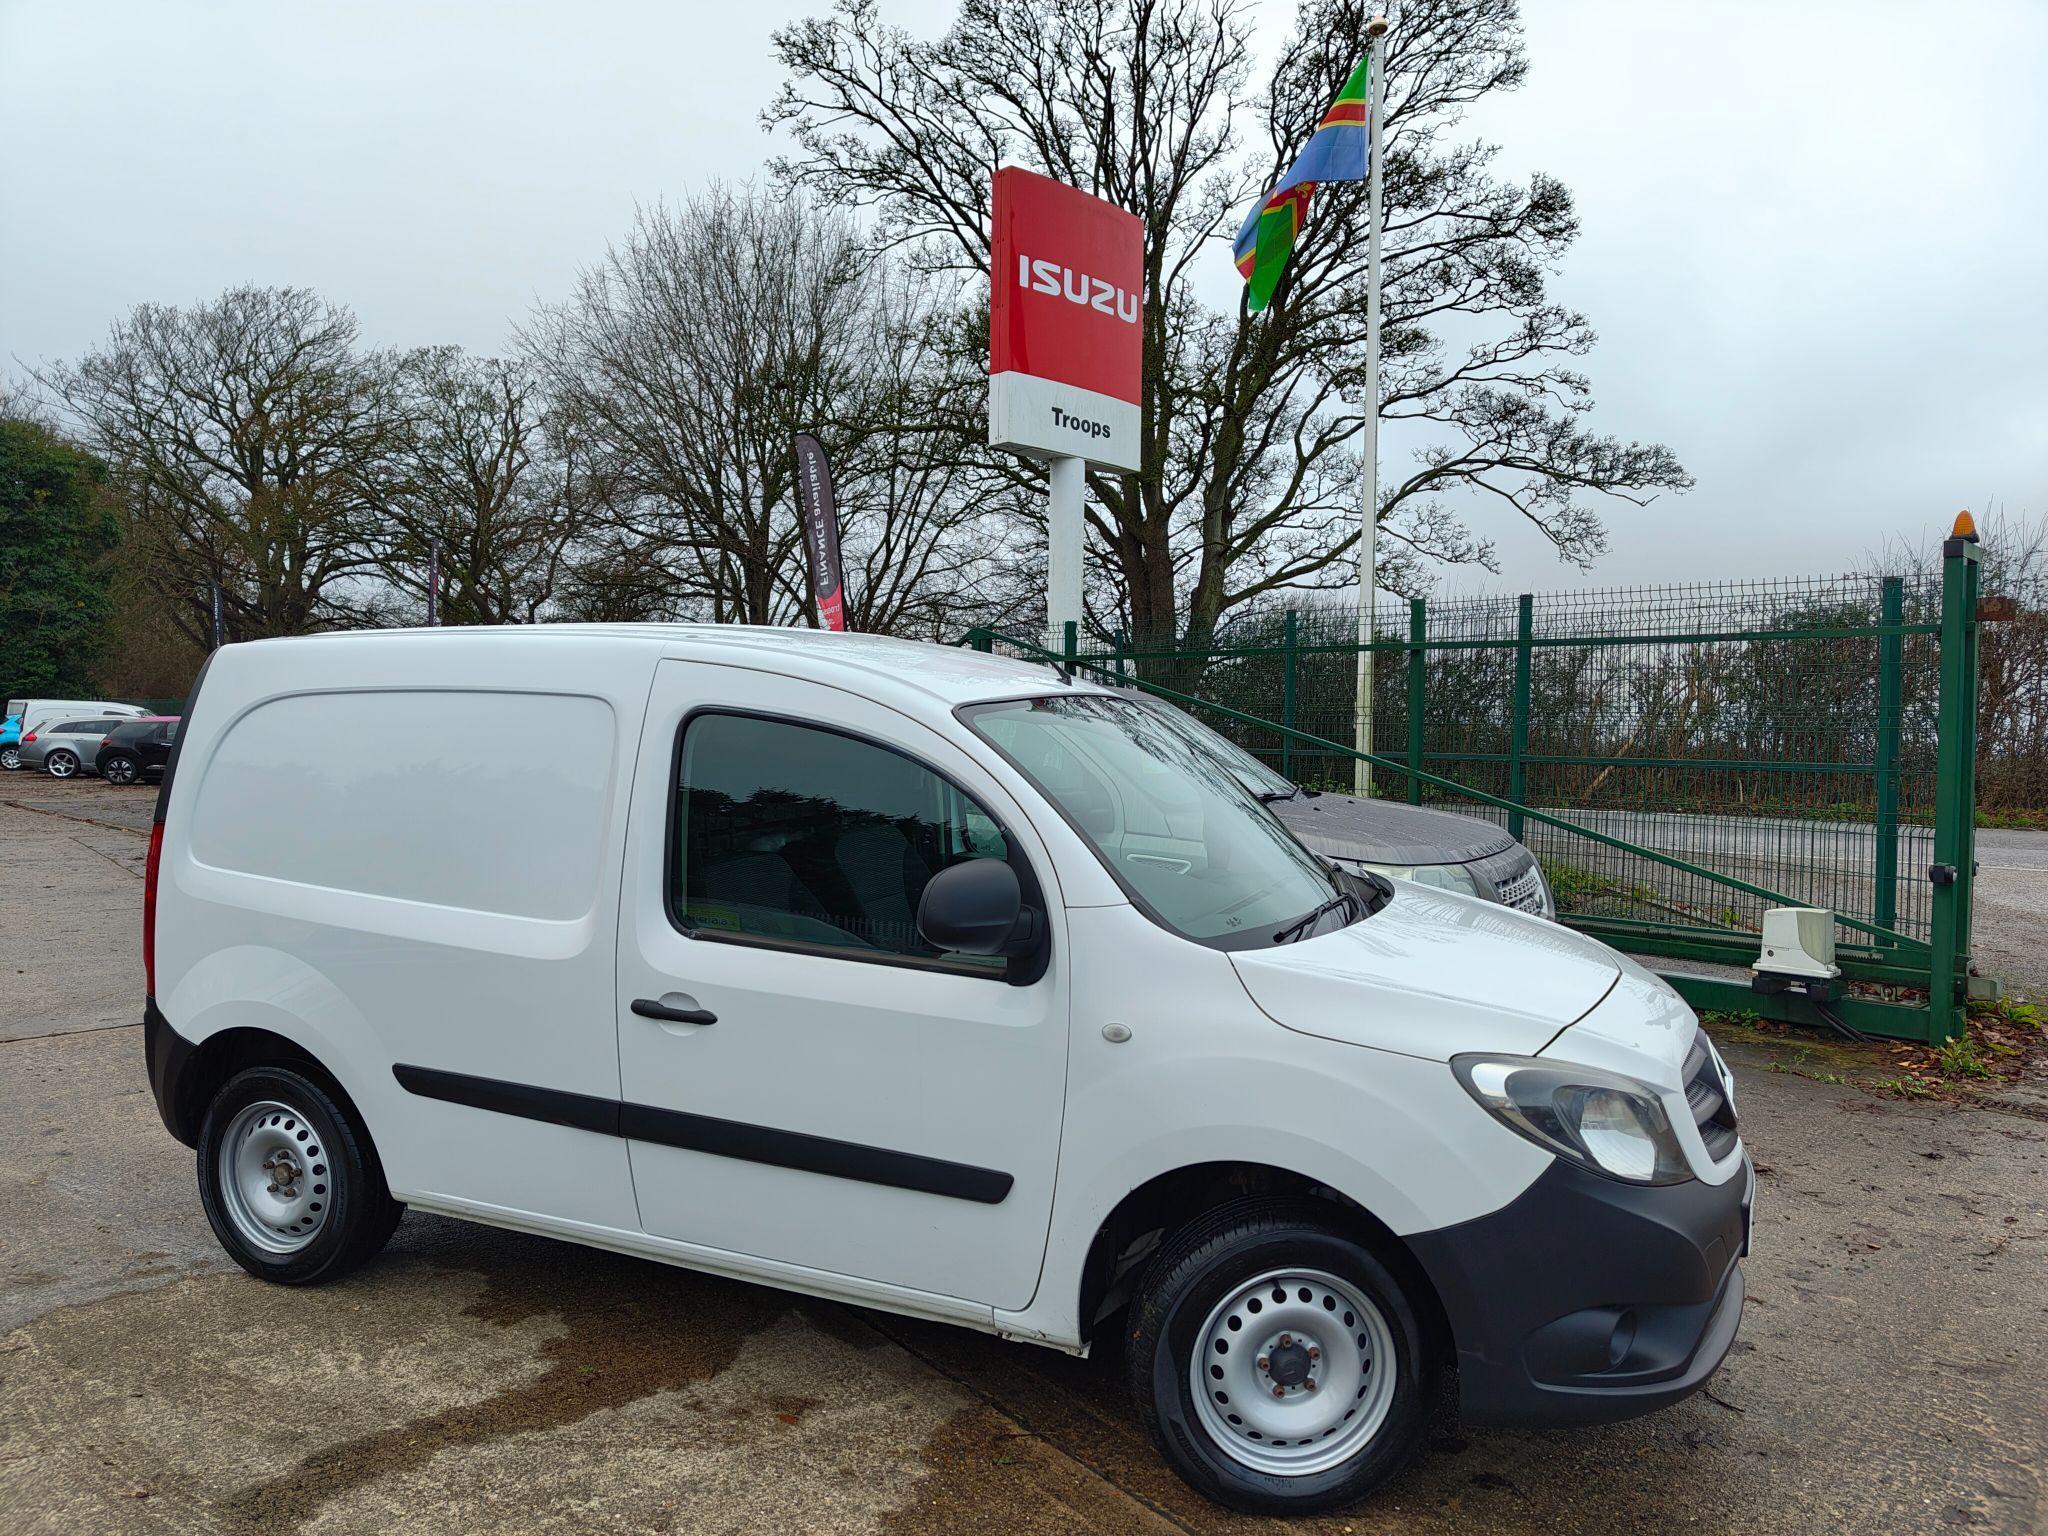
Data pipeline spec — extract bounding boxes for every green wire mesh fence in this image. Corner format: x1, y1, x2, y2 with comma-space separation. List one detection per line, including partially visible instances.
1115, 577, 1941, 946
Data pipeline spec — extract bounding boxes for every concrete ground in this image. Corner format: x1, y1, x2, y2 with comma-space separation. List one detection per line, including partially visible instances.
1968, 829, 2048, 1001
3, 779, 2044, 1534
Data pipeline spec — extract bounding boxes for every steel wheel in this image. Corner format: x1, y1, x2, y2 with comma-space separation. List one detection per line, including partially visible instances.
45, 750, 79, 779
102, 755, 139, 785
215, 1099, 334, 1255
1188, 1267, 1398, 1477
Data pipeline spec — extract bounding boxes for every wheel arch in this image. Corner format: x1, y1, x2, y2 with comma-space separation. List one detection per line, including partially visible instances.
1075, 1160, 1452, 1360
156, 1020, 373, 1154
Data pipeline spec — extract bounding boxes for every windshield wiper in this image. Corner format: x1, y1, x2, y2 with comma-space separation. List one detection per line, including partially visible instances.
1255, 787, 1299, 803
1272, 890, 1357, 944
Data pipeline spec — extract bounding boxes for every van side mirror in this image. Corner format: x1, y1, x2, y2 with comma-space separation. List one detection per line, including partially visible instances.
917, 858, 1041, 958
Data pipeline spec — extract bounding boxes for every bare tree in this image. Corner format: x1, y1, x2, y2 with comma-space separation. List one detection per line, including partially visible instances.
823, 265, 1035, 636
42, 286, 401, 644
378, 349, 574, 624
768, 0, 1690, 647
524, 188, 1033, 633
522, 189, 875, 625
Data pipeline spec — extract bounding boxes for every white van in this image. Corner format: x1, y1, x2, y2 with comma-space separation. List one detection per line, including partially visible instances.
142, 627, 1750, 1512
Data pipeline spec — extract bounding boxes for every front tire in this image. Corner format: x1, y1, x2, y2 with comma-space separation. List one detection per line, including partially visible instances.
1126, 1199, 1433, 1514
197, 1065, 402, 1285
45, 749, 79, 779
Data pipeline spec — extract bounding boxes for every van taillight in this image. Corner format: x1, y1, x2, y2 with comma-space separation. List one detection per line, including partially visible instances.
143, 821, 165, 996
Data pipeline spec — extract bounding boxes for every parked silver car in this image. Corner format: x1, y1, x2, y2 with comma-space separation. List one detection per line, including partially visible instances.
19, 717, 131, 778
1128, 692, 1556, 918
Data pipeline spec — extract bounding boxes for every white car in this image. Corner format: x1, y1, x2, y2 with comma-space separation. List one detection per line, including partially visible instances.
142, 626, 1750, 1513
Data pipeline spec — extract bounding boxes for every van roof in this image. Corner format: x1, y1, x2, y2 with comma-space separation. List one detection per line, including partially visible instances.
228, 623, 1112, 710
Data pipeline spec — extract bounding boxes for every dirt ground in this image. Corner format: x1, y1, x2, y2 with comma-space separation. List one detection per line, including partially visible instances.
2, 778, 2044, 1535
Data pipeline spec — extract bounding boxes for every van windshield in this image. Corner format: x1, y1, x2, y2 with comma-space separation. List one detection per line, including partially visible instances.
1125, 692, 1299, 799
963, 695, 1359, 949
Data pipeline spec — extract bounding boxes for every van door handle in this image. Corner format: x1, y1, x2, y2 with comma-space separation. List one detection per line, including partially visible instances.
631, 999, 717, 1026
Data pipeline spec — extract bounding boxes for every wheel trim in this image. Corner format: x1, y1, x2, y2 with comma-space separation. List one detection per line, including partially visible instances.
105, 757, 136, 783
217, 1099, 334, 1255
1189, 1267, 1398, 1478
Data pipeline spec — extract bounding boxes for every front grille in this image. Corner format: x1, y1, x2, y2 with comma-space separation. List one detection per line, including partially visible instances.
1492, 862, 1546, 915
1683, 1028, 1740, 1161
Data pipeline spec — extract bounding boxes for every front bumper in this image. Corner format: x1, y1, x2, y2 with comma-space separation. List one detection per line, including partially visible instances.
1407, 1152, 1751, 1426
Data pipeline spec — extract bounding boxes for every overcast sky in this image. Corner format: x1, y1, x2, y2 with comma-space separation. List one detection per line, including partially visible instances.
4, 0, 2044, 595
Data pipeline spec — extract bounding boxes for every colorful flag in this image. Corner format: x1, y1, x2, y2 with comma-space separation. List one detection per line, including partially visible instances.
1233, 52, 1374, 313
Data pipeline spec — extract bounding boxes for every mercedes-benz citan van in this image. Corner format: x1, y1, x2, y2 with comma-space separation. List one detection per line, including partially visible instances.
143, 626, 1751, 1513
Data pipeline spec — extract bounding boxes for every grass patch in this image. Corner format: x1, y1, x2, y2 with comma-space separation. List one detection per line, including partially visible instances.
1701, 1008, 1763, 1031
1538, 858, 1610, 911
1969, 995, 2043, 1031
1935, 1035, 1996, 1079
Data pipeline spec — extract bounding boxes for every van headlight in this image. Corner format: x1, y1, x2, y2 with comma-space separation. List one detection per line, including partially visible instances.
1451, 1055, 1692, 1185
1346, 860, 1479, 897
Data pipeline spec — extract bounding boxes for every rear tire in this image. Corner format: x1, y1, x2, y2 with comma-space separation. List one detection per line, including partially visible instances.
197, 1065, 402, 1285
0, 746, 19, 770
1125, 1198, 1433, 1514
101, 753, 140, 786
45, 749, 79, 779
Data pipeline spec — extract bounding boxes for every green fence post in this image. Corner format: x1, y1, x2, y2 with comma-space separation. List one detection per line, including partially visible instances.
1281, 609, 1299, 780
1406, 597, 1426, 805
1113, 628, 1129, 684
1872, 577, 1904, 943
1508, 594, 1533, 842
971, 629, 993, 654
1928, 525, 1981, 1044
1956, 545, 1982, 997
1062, 620, 1078, 673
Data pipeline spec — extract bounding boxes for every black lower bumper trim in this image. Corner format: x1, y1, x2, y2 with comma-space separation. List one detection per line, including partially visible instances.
144, 997, 201, 1146
1407, 1154, 1750, 1426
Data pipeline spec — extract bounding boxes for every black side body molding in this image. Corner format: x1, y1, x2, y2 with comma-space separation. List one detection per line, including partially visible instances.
391, 1063, 1013, 1205
393, 1063, 621, 1138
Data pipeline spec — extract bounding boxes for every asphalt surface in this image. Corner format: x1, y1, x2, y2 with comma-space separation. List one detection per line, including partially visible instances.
2, 778, 2045, 1534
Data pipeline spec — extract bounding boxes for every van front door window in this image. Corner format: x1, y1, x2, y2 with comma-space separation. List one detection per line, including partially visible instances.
672, 711, 1011, 971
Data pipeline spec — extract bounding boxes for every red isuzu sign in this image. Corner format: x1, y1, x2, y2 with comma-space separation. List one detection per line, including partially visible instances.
989, 166, 1143, 472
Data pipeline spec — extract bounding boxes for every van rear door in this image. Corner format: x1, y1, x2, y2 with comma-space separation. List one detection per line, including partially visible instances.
615, 659, 1071, 1312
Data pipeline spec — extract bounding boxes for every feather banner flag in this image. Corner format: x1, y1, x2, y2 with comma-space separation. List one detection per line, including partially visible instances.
1233, 52, 1374, 313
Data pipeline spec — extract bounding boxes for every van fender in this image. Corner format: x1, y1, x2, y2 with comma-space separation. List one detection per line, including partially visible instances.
161, 944, 381, 1136
1000, 1046, 1554, 1349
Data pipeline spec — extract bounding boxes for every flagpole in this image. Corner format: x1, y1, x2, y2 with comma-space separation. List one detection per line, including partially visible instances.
1353, 13, 1390, 796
